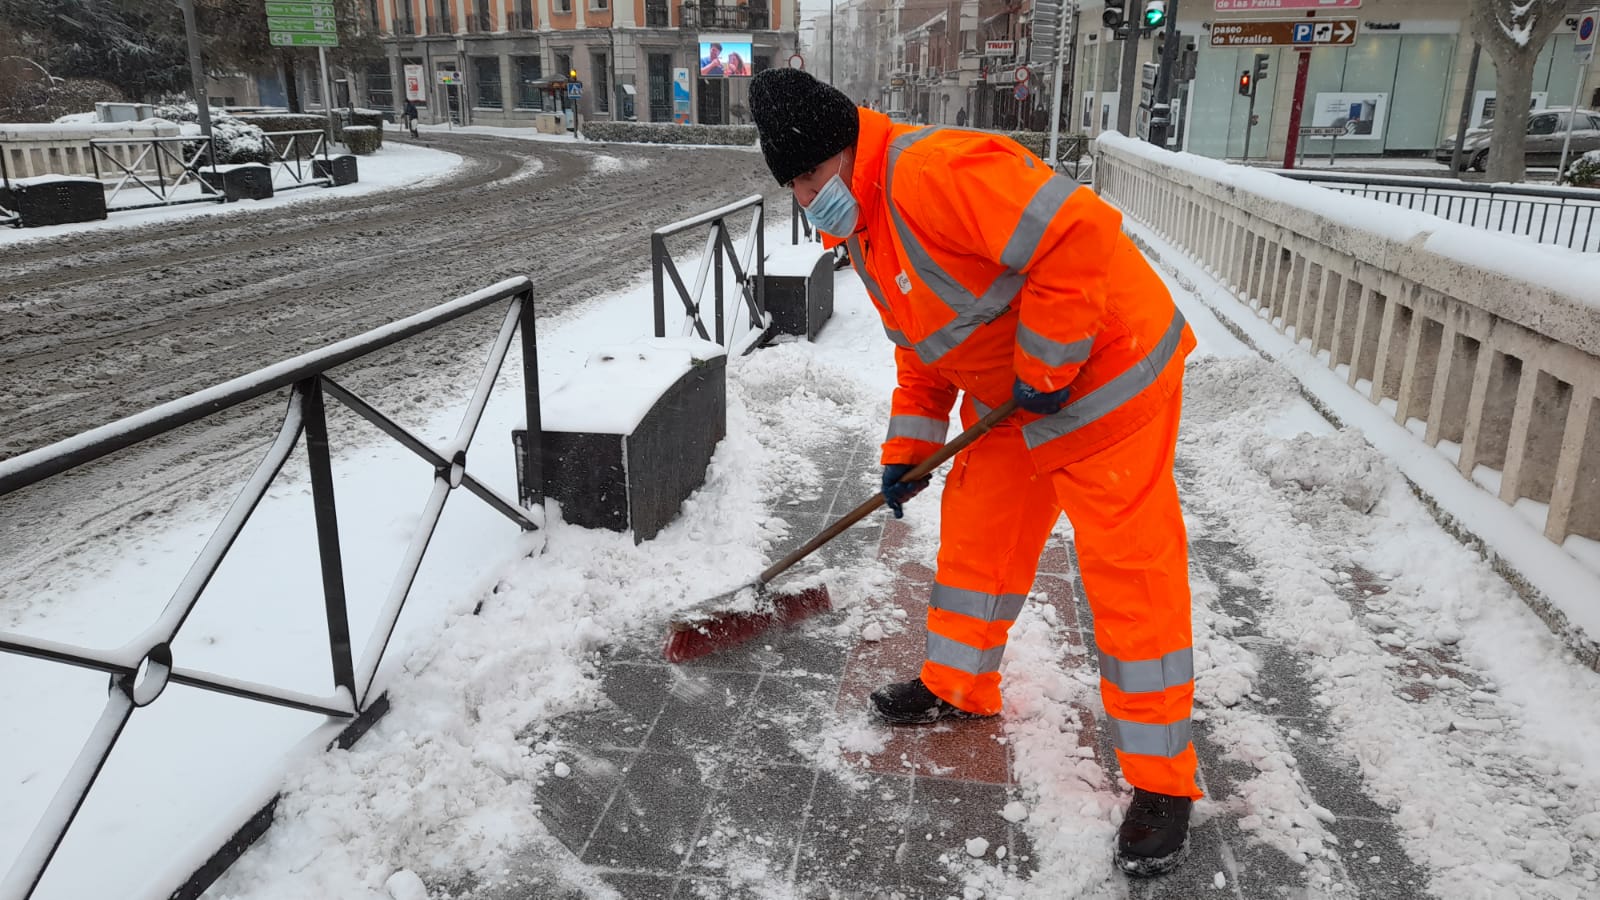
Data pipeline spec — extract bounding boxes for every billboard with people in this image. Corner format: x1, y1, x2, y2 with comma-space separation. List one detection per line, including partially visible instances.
698, 35, 754, 77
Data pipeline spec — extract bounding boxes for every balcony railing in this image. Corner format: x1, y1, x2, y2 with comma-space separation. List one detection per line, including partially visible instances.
477, 80, 503, 108
679, 2, 769, 30
463, 11, 495, 32
508, 10, 536, 29
646, 1, 670, 25
425, 14, 452, 33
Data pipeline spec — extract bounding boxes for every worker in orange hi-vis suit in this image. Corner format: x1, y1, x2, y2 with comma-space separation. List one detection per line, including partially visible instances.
749, 69, 1201, 878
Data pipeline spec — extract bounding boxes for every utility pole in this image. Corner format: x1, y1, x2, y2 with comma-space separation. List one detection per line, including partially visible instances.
1116, 26, 1140, 134
1151, 0, 1179, 146
1046, 1, 1076, 165
179, 0, 213, 139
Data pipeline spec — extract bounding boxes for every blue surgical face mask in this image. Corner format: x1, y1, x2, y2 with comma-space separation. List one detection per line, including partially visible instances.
802, 162, 859, 237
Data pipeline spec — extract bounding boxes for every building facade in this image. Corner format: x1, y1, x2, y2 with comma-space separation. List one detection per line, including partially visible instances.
818, 0, 1600, 159
370, 0, 800, 126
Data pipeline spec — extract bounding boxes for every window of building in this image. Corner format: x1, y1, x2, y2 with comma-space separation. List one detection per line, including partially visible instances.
516, 56, 542, 108
515, 0, 532, 27
753, 54, 772, 73
592, 51, 610, 112
556, 52, 572, 79
555, 0, 571, 13
474, 57, 502, 108
590, 0, 607, 10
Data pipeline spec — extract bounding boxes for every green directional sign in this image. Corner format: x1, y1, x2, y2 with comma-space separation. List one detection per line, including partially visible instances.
264, 2, 334, 16
269, 31, 340, 46
267, 15, 338, 32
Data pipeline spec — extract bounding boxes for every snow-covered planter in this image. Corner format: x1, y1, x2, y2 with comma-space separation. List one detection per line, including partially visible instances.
1565, 150, 1600, 189
313, 154, 360, 185
341, 126, 380, 155
581, 121, 757, 146
3, 175, 108, 227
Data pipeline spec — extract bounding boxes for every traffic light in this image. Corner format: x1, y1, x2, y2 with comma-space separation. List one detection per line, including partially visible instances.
570, 68, 578, 79
1238, 70, 1252, 97
1142, 0, 1166, 28
1103, 1, 1126, 29
1252, 53, 1270, 86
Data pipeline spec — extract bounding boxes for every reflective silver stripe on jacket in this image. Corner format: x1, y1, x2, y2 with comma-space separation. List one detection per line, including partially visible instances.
849, 234, 914, 348
886, 415, 949, 445
1000, 175, 1080, 271
1023, 308, 1187, 450
884, 128, 1024, 364
926, 632, 1006, 675
1017, 322, 1093, 368
1107, 716, 1193, 758
931, 583, 1027, 622
1098, 647, 1194, 694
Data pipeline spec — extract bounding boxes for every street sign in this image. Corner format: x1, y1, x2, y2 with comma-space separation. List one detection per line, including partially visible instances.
788, 53, 804, 70
269, 31, 338, 46
264, 2, 334, 16
1210, 18, 1356, 47
567, 82, 583, 99
1299, 125, 1346, 137
438, 71, 462, 84
1215, 0, 1358, 10
1014, 82, 1030, 101
985, 40, 1016, 56
1578, 11, 1596, 62
266, 16, 337, 32
1014, 65, 1031, 83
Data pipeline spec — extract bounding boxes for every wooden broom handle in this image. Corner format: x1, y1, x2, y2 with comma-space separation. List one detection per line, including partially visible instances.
757, 397, 1020, 586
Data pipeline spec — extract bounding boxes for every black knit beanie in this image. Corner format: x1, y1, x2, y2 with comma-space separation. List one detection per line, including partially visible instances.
749, 68, 860, 186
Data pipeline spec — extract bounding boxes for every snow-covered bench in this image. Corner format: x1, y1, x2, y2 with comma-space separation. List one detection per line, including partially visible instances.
518, 338, 727, 543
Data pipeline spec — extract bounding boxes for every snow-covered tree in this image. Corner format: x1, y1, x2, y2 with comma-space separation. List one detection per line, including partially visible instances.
1467, 0, 1570, 182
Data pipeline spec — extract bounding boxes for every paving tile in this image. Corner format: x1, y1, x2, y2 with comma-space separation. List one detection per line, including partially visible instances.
915, 717, 1012, 785
680, 763, 814, 879
595, 660, 673, 725
535, 747, 631, 859
549, 702, 653, 752
793, 770, 917, 895
729, 674, 840, 766
643, 668, 762, 758
597, 871, 677, 899
901, 777, 1033, 883
582, 752, 712, 872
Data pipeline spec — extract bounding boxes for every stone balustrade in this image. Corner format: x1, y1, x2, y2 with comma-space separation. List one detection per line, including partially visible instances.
0, 121, 181, 180
1095, 135, 1600, 549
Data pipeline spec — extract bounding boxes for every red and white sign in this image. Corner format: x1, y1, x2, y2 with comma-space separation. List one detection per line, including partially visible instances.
984, 40, 1015, 56
1014, 65, 1031, 83
404, 63, 426, 101
1215, 0, 1360, 10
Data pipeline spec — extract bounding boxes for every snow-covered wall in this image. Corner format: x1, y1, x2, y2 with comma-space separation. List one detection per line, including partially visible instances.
0, 121, 182, 181
1095, 133, 1600, 552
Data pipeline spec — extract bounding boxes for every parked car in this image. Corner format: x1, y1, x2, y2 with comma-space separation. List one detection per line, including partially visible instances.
1436, 107, 1600, 171
886, 109, 910, 124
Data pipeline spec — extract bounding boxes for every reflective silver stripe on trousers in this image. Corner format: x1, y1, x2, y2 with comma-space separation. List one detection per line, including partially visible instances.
926, 632, 1006, 675
1098, 647, 1194, 694
1000, 175, 1081, 271
884, 128, 1024, 364
1023, 308, 1187, 450
930, 583, 1027, 622
849, 234, 913, 349
1017, 321, 1093, 368
1107, 716, 1193, 759
886, 415, 949, 445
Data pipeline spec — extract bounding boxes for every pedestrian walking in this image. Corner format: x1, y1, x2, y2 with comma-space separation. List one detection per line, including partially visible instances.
955, 106, 967, 127
749, 68, 1200, 878
403, 99, 419, 137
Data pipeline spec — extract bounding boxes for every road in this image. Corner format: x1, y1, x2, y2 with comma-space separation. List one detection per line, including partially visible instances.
0, 134, 786, 624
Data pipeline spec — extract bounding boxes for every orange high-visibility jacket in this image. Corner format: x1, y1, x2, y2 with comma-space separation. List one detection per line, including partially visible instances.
826, 109, 1195, 472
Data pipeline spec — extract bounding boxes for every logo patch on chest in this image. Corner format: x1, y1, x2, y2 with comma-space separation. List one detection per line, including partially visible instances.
895, 271, 913, 294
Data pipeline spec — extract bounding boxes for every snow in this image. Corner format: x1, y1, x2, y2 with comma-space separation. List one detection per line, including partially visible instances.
0, 142, 466, 246
5, 174, 102, 186
540, 338, 726, 434
7, 208, 1600, 899
764, 241, 831, 277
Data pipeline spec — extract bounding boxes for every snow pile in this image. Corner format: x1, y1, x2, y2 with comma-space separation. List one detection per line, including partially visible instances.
1245, 428, 1394, 513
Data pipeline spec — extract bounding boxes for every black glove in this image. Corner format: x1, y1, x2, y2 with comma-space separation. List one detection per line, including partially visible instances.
881, 463, 931, 519
1012, 378, 1071, 415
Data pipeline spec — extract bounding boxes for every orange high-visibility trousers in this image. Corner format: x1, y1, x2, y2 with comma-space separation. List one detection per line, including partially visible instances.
919, 391, 1200, 800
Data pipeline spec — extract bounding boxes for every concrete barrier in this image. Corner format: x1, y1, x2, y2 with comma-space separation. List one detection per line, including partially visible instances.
0, 121, 181, 179
519, 339, 727, 543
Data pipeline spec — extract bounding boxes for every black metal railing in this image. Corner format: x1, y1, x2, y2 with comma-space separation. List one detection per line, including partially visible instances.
463, 11, 494, 31
0, 277, 543, 900
265, 129, 334, 190
653, 195, 769, 352
1276, 170, 1600, 254
508, 10, 535, 28
477, 80, 504, 108
679, 2, 754, 29
791, 193, 816, 245
90, 135, 224, 212
426, 13, 453, 32
645, 1, 669, 25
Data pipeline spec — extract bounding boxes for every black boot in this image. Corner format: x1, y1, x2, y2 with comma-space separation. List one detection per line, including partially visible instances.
1115, 788, 1192, 877
869, 677, 991, 725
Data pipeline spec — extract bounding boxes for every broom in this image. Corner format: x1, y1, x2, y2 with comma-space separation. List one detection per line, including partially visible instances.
663, 398, 1019, 663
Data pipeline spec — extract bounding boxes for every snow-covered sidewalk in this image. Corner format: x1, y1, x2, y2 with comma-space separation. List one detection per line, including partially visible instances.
6, 219, 1600, 899
0, 141, 465, 246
